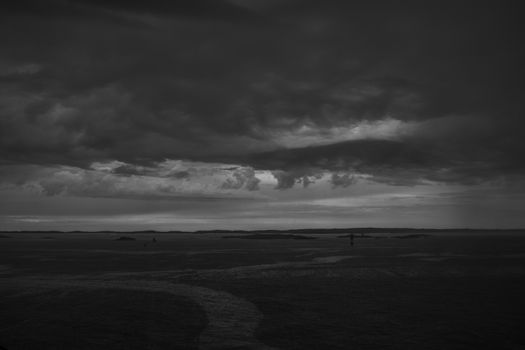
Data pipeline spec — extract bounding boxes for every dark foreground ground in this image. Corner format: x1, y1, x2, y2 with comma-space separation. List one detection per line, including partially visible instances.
1, 231, 525, 349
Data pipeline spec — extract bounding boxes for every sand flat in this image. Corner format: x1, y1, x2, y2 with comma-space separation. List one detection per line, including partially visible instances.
1, 232, 525, 349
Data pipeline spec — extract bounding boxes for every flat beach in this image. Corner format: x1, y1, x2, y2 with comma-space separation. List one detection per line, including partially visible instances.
1, 231, 525, 349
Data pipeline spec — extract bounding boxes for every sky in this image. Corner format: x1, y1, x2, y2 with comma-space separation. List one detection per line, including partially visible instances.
1, 0, 525, 230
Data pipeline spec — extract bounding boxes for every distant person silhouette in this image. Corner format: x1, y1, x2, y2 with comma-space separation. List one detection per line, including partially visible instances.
152, 237, 157, 243
350, 234, 354, 246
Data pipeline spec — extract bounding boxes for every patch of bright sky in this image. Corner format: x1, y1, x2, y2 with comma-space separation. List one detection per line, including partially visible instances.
271, 117, 417, 148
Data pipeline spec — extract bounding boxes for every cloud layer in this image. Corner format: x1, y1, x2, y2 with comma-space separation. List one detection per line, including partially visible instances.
1, 1, 525, 229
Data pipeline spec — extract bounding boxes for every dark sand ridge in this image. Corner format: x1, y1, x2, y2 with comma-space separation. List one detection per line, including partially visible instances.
88, 251, 525, 282
0, 277, 277, 350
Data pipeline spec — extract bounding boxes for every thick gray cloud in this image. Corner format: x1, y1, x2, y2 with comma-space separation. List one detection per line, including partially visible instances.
221, 167, 261, 191
0, 163, 264, 200
1, 0, 524, 188
271, 169, 323, 190
331, 173, 356, 188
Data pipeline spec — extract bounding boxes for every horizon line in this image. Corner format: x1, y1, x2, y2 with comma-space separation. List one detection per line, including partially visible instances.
2, 227, 525, 234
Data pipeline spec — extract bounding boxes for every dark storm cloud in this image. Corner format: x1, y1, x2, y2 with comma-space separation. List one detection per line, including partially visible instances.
1, 0, 524, 187
244, 140, 432, 171
330, 173, 356, 189
112, 164, 147, 176
76, 0, 259, 21
231, 139, 439, 187
1, 0, 258, 22
271, 169, 323, 190
217, 123, 525, 187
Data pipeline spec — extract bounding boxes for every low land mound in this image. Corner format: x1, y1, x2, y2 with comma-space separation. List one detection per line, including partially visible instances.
222, 234, 317, 240
114, 236, 136, 241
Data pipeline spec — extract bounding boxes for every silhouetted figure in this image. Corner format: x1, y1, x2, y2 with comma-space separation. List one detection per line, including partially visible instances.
152, 237, 157, 243
350, 234, 354, 246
